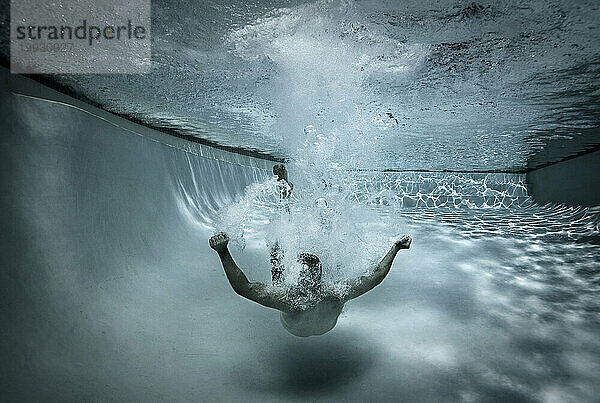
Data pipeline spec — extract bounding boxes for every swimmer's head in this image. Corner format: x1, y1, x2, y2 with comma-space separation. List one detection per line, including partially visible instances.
297, 252, 322, 289
273, 164, 288, 180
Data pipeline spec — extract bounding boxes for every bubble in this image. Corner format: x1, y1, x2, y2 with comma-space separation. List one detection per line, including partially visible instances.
304, 125, 316, 135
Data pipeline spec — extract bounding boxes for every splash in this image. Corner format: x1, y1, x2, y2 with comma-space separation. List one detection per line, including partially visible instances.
215, 174, 390, 288
35, 0, 600, 170
214, 123, 412, 298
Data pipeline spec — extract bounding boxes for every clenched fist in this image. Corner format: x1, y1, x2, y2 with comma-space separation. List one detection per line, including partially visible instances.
209, 232, 229, 254
394, 235, 412, 250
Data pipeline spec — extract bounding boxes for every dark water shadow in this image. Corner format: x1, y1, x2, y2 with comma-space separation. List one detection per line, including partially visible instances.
234, 329, 377, 397
575, 235, 600, 245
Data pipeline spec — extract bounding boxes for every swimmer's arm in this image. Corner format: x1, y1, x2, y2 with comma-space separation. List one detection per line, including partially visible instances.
245, 282, 289, 311
217, 249, 288, 311
344, 236, 412, 301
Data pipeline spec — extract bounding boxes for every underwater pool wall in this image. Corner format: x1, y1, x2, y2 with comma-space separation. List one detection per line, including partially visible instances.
0, 66, 274, 400
526, 147, 600, 207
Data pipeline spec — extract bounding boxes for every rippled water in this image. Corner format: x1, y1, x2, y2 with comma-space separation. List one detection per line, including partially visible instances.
196, 168, 600, 400
2, 0, 598, 169
3, 0, 598, 398
340, 208, 600, 401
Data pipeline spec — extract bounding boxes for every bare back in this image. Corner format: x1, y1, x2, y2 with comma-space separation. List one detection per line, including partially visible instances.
280, 295, 344, 337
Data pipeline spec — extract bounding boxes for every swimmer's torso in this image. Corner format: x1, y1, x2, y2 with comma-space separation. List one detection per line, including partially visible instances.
280, 297, 344, 337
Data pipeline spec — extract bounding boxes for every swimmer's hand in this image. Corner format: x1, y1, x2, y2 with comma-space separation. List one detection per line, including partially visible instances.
395, 235, 412, 250
209, 232, 229, 254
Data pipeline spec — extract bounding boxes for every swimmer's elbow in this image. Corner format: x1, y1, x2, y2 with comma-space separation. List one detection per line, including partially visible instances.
232, 286, 246, 297
345, 272, 387, 301
236, 281, 266, 301
246, 282, 287, 311
230, 281, 252, 298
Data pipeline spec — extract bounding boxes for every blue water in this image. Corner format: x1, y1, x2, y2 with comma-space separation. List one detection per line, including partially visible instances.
3, 0, 598, 170
175, 165, 600, 400
2, 1, 600, 401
